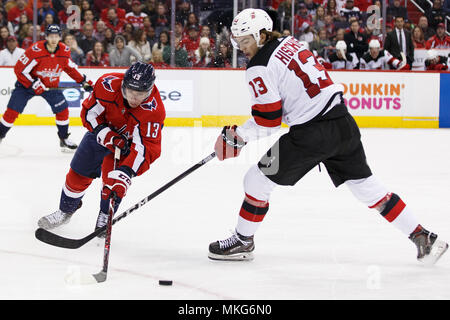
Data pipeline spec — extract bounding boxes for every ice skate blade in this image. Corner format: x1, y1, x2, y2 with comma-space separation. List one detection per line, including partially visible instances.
61, 147, 76, 153
419, 239, 448, 266
208, 252, 254, 261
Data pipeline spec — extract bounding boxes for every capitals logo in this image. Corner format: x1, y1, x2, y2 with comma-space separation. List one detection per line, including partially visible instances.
102, 75, 119, 92
141, 97, 157, 111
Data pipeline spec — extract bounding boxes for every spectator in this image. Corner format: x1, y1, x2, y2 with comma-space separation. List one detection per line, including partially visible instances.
21, 25, 40, 49
151, 30, 170, 60
294, 3, 313, 38
344, 19, 368, 59
310, 27, 332, 58
193, 37, 214, 67
101, 0, 126, 22
304, 0, 319, 16
173, 21, 184, 44
384, 16, 414, 67
185, 12, 200, 34
104, 7, 126, 34
109, 34, 142, 66
282, 28, 291, 36
425, 23, 450, 49
7, 0, 33, 25
122, 23, 135, 43
323, 14, 336, 39
387, 0, 408, 22
57, 0, 73, 26
126, 0, 148, 29
200, 24, 215, 50
425, 49, 448, 70
77, 22, 96, 56
86, 41, 110, 66
151, 2, 170, 36
325, 0, 341, 22
143, 0, 157, 18
43, 12, 57, 30
63, 33, 84, 65
14, 14, 30, 41
425, 0, 446, 30
94, 20, 107, 42
213, 41, 232, 68
129, 28, 152, 63
38, 0, 57, 25
102, 27, 116, 53
179, 24, 201, 64
339, 0, 362, 23
412, 26, 426, 48
176, 0, 191, 27
417, 16, 435, 41
80, 1, 92, 17
146, 25, 157, 48
150, 49, 170, 68
333, 27, 346, 44
162, 37, 190, 67
0, 36, 24, 66
313, 5, 326, 30
0, 26, 10, 50
80, 10, 97, 31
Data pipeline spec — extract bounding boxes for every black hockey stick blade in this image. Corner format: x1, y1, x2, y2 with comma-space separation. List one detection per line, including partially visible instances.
35, 227, 104, 249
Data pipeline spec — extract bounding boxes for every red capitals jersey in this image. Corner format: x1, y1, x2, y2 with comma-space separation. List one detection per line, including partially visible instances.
81, 73, 166, 176
14, 40, 85, 88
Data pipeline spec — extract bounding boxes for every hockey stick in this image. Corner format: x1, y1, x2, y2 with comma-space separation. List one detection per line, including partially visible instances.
45, 86, 83, 91
35, 152, 216, 249
92, 147, 121, 283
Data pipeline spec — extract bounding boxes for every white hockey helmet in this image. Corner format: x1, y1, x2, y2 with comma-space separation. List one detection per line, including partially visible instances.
369, 39, 381, 49
427, 49, 438, 60
230, 8, 273, 49
336, 40, 347, 51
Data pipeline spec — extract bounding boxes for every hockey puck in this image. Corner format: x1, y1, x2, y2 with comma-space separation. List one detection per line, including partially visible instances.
159, 280, 173, 286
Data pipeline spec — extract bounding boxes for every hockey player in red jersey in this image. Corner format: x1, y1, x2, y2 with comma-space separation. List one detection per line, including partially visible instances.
37, 62, 165, 232
208, 9, 448, 265
0, 24, 93, 152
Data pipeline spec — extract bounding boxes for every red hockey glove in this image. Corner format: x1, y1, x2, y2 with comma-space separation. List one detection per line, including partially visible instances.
214, 125, 246, 161
96, 126, 129, 155
102, 167, 132, 200
31, 78, 47, 95
397, 63, 410, 71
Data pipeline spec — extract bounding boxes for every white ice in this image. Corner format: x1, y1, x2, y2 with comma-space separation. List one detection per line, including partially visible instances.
0, 125, 449, 300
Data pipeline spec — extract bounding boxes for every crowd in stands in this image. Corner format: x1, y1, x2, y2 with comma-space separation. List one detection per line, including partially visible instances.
0, 0, 448, 69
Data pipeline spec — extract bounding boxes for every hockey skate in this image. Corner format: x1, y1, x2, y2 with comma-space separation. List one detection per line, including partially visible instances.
38, 210, 72, 230
409, 225, 448, 265
59, 134, 78, 153
208, 231, 255, 261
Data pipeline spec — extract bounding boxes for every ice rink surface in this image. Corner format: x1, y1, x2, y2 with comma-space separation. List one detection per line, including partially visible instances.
0, 125, 449, 300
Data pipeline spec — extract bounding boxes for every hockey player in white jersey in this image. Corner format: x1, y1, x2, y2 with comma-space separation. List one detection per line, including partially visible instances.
208, 8, 448, 265
328, 40, 358, 69
360, 39, 410, 70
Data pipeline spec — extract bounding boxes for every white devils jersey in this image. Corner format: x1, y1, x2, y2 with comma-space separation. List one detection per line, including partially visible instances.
328, 52, 358, 70
236, 36, 344, 142
359, 49, 401, 70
